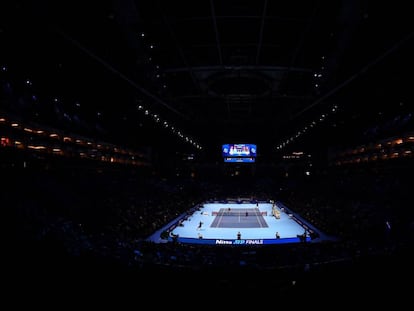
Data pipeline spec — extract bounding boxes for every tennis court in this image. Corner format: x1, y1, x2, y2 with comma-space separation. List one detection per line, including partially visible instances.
210, 207, 268, 228
157, 201, 325, 245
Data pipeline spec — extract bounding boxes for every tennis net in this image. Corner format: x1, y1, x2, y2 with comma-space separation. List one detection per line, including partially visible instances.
212, 208, 267, 217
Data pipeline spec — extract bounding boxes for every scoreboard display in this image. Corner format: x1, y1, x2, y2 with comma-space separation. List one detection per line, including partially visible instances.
222, 144, 257, 163
224, 157, 255, 163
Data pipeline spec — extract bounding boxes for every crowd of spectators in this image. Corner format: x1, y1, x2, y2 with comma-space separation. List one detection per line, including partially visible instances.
2, 148, 413, 295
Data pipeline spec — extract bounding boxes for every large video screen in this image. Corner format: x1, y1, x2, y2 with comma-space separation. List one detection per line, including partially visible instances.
222, 144, 257, 157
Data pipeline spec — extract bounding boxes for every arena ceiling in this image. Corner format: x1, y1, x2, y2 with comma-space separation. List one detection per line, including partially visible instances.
1, 0, 413, 158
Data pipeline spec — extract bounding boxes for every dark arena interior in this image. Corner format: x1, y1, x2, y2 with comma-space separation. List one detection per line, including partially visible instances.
1, 0, 414, 301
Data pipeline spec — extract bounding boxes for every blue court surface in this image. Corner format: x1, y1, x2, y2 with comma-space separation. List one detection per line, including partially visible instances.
148, 200, 333, 245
